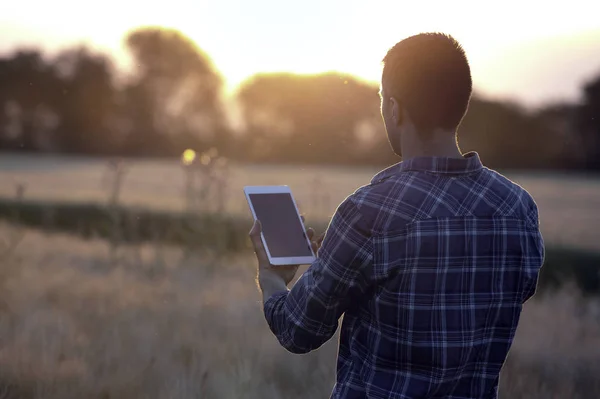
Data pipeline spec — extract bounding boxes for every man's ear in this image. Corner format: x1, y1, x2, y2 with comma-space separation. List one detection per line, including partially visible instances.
390, 97, 403, 127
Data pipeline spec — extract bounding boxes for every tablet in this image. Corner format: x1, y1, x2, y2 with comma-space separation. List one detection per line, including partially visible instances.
244, 185, 316, 266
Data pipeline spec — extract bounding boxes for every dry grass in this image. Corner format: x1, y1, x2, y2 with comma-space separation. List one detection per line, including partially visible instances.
0, 223, 599, 398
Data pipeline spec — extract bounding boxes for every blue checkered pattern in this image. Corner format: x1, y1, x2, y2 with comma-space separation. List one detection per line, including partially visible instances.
264, 152, 545, 398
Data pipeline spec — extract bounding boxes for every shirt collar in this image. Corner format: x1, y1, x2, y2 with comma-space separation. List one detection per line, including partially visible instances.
371, 151, 483, 184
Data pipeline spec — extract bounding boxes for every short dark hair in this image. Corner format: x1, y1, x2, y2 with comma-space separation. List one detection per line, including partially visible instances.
382, 33, 472, 134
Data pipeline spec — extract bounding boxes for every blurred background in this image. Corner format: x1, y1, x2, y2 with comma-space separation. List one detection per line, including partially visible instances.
0, 1, 599, 398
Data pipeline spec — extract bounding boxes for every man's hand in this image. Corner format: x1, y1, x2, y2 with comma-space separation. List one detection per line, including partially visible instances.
249, 217, 322, 302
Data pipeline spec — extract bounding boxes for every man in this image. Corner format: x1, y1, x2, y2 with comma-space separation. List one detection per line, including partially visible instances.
249, 33, 545, 399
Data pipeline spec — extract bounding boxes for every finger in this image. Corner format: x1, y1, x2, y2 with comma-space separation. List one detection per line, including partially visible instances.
306, 227, 315, 241
249, 220, 269, 263
249, 219, 261, 237
317, 232, 326, 244
249, 220, 263, 249
311, 241, 318, 253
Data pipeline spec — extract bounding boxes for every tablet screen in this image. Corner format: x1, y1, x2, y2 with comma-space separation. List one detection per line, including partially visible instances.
249, 193, 313, 258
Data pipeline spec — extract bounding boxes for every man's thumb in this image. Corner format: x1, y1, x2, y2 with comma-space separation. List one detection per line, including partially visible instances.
249, 219, 262, 236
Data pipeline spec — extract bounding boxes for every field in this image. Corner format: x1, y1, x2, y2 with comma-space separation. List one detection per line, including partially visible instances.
0, 224, 599, 398
1, 154, 600, 251
1, 154, 600, 398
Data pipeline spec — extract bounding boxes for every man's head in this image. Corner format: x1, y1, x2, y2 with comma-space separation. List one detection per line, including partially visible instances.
380, 33, 472, 157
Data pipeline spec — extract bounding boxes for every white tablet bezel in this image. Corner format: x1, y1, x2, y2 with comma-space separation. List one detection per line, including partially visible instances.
244, 185, 316, 266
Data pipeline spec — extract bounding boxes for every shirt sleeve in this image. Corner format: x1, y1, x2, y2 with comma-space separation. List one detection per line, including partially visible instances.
523, 203, 545, 303
263, 196, 374, 354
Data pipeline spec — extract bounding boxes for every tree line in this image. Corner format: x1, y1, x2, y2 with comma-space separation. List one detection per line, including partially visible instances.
0, 26, 598, 170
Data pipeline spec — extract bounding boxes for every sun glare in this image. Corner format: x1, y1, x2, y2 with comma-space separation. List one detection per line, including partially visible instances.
181, 149, 196, 166
3, 0, 597, 106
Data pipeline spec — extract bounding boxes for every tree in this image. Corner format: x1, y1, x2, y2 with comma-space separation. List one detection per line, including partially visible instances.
534, 103, 580, 169
0, 50, 60, 151
120, 27, 228, 156
236, 72, 391, 164
575, 73, 600, 169
458, 96, 561, 169
51, 46, 117, 154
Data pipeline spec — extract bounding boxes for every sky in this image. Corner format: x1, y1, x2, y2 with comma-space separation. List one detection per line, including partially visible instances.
1, 0, 600, 108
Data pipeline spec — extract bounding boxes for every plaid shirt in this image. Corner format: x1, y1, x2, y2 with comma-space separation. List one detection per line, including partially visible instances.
264, 152, 545, 399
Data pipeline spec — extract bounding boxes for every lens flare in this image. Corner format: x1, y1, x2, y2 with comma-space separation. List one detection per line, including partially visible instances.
181, 149, 196, 165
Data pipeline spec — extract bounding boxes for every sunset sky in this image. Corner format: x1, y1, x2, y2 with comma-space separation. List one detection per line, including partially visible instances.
1, 0, 599, 108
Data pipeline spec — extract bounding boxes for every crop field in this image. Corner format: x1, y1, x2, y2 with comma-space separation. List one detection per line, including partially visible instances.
1, 154, 599, 251
0, 224, 599, 398
1, 153, 599, 397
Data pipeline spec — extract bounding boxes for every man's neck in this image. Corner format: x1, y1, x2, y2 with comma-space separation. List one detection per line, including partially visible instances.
401, 129, 463, 160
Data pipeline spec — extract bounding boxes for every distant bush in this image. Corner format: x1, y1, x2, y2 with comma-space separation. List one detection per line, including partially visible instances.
0, 199, 252, 253
537, 247, 600, 296
0, 199, 597, 294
